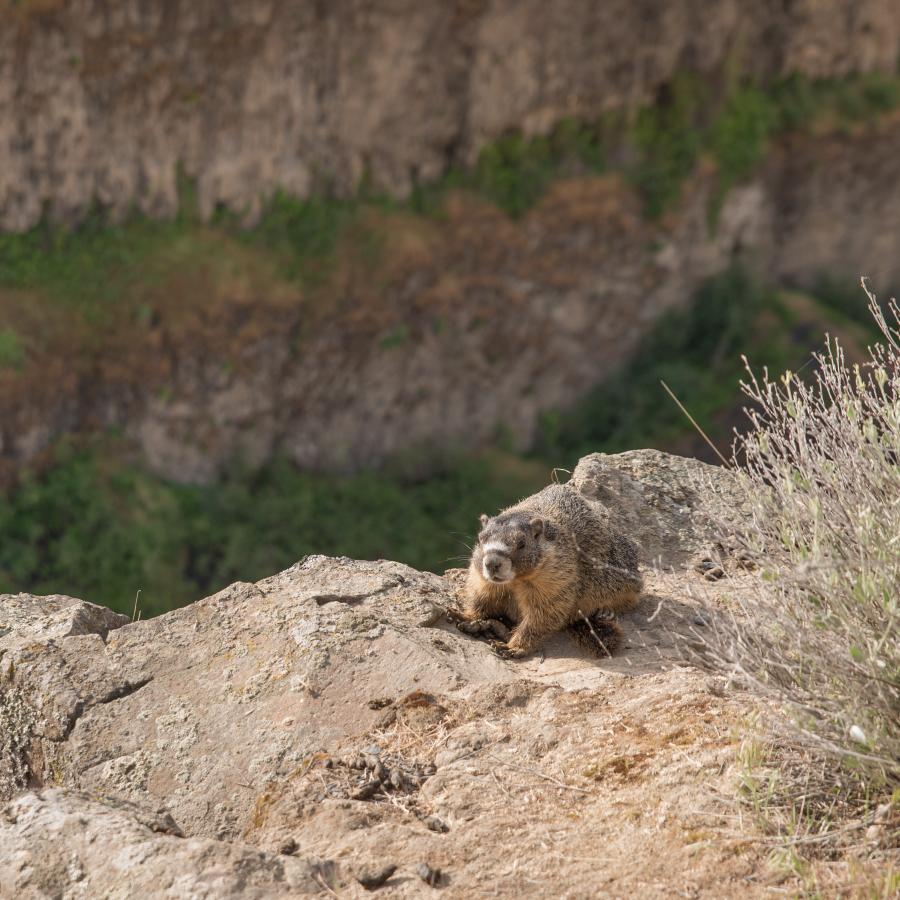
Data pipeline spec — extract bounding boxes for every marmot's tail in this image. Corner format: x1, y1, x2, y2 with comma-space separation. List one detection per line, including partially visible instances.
567, 613, 623, 657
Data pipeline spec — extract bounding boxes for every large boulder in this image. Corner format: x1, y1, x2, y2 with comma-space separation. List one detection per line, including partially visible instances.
1, 452, 780, 898
572, 449, 744, 567
62, 558, 516, 841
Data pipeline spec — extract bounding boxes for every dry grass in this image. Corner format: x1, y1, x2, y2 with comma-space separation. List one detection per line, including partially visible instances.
0, 0, 66, 20
695, 279, 899, 854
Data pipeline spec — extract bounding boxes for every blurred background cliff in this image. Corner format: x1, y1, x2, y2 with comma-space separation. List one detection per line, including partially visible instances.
1, 0, 898, 615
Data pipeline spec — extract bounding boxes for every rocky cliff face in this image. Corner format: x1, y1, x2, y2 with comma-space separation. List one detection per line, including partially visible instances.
5, 119, 900, 482
4, 1, 900, 484
1, 451, 781, 897
2, 0, 899, 231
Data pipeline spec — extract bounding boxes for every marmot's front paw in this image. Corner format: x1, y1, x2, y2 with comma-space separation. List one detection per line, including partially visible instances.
456, 618, 511, 642
455, 617, 489, 635
489, 640, 528, 660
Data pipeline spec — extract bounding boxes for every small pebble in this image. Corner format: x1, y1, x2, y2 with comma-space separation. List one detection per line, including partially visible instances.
692, 613, 709, 627
376, 708, 398, 729
422, 815, 449, 833
278, 838, 298, 856
356, 864, 397, 891
351, 780, 381, 801
367, 697, 394, 710
416, 863, 442, 887
389, 768, 405, 790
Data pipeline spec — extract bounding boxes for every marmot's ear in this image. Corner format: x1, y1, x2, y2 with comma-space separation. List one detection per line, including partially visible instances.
479, 513, 490, 528
530, 517, 543, 539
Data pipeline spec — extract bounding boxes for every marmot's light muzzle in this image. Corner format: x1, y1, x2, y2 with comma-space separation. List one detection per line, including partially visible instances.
482, 551, 514, 583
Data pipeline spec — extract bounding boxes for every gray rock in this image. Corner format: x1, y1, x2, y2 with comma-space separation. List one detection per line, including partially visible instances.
416, 862, 443, 887
571, 450, 745, 568
351, 780, 382, 801
0, 790, 319, 898
422, 814, 450, 834
0, 594, 130, 802
1, 556, 515, 841
355, 863, 397, 891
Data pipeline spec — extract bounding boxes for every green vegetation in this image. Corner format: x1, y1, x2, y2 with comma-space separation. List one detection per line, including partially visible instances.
707, 85, 778, 225
0, 446, 545, 617
811, 272, 889, 332
379, 324, 410, 349
710, 86, 777, 188
771, 71, 900, 131
407, 117, 607, 217
412, 71, 900, 223
0, 207, 189, 320
236, 190, 363, 287
468, 119, 607, 216
0, 329, 24, 368
632, 72, 900, 222
631, 77, 704, 218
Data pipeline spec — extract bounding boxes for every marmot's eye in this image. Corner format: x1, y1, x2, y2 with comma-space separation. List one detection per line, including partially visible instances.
517, 539, 526, 550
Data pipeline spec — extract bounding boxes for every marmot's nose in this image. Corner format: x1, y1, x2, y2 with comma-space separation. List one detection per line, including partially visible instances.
485, 557, 502, 575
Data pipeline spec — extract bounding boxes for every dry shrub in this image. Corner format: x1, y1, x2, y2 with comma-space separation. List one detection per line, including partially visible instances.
706, 280, 899, 822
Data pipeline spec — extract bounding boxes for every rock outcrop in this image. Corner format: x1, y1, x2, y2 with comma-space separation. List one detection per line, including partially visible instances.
2, 0, 899, 231
0, 594, 129, 802
571, 449, 745, 567
0, 451, 793, 898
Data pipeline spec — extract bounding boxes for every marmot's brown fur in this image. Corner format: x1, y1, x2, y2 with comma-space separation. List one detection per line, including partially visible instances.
462, 483, 642, 658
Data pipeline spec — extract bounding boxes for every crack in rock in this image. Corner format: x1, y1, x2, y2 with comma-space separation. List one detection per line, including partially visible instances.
311, 578, 403, 607
58, 676, 154, 742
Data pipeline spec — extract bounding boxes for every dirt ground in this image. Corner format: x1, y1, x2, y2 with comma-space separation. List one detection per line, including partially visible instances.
239, 567, 892, 898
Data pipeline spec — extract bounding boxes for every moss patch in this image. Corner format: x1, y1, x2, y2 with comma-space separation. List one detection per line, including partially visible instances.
0, 330, 24, 369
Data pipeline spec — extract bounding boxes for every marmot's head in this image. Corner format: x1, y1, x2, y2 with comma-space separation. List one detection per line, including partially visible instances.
473, 512, 551, 584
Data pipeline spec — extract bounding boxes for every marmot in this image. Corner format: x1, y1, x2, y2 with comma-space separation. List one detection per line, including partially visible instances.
460, 482, 642, 658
